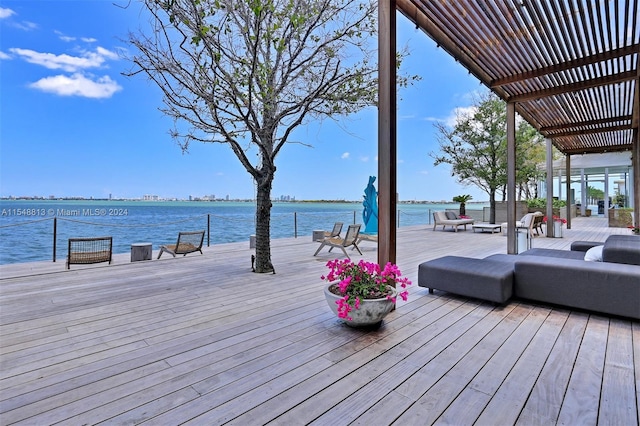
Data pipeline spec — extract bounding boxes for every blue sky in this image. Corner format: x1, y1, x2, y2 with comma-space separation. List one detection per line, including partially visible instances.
0, 1, 489, 202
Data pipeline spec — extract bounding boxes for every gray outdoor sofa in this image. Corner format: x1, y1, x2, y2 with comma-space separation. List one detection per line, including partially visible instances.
418, 235, 640, 320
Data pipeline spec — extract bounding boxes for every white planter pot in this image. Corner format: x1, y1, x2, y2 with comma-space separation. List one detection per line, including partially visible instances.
324, 284, 396, 327
554, 221, 563, 238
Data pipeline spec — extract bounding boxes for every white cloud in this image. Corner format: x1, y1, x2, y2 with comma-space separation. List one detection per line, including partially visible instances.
1, 9, 37, 30
59, 35, 76, 42
29, 73, 122, 99
360, 156, 369, 162
0, 7, 15, 19
0, 51, 10, 60
341, 152, 350, 159
9, 47, 118, 72
82, 37, 98, 43
13, 21, 38, 31
445, 105, 477, 127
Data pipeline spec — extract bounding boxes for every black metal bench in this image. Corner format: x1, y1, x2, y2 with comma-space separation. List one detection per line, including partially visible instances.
67, 236, 113, 269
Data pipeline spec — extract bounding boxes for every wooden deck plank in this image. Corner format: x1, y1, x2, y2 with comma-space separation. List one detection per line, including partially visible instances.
475, 308, 570, 424
599, 319, 637, 425
394, 304, 537, 424
515, 311, 589, 425
556, 315, 610, 425
0, 217, 637, 425
432, 306, 552, 424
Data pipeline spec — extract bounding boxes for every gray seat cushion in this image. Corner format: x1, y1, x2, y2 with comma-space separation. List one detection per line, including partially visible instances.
418, 256, 513, 303
513, 256, 640, 320
518, 248, 586, 260
602, 235, 640, 265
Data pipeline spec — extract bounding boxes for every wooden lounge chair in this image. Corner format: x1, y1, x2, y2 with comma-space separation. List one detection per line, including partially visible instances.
313, 224, 362, 259
324, 222, 343, 239
531, 211, 545, 235
157, 230, 205, 259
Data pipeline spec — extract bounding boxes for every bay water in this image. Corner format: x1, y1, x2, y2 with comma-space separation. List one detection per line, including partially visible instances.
0, 200, 487, 265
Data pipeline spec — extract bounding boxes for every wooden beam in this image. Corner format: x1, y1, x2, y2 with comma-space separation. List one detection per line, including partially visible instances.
508, 70, 638, 103
378, 0, 397, 266
560, 145, 634, 155
490, 44, 640, 88
542, 124, 631, 138
540, 115, 633, 132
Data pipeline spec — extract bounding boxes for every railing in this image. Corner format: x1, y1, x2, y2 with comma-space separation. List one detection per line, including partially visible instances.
0, 208, 483, 264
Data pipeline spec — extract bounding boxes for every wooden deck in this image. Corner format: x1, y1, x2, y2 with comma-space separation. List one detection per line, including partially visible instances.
0, 217, 638, 425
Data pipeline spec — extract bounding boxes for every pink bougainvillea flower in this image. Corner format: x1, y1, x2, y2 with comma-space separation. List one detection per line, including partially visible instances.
322, 258, 412, 320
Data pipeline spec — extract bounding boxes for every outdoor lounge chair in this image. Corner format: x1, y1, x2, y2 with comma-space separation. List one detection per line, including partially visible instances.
531, 211, 545, 235
432, 211, 474, 232
501, 213, 537, 238
157, 230, 205, 259
313, 224, 362, 259
324, 222, 343, 239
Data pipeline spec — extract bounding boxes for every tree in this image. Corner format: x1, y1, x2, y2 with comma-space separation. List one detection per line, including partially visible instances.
125, 0, 394, 272
431, 92, 544, 223
452, 194, 472, 216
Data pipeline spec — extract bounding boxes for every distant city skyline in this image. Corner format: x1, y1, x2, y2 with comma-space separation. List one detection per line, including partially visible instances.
1, 1, 490, 203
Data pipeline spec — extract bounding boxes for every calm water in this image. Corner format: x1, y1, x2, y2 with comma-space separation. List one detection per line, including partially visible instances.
0, 200, 487, 264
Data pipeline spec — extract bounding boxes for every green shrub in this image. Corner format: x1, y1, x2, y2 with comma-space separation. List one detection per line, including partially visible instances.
526, 198, 566, 209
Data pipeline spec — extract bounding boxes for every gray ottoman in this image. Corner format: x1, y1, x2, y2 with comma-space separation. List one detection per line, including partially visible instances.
418, 256, 513, 304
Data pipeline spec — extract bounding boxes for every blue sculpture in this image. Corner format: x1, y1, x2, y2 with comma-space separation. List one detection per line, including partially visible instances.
362, 176, 378, 234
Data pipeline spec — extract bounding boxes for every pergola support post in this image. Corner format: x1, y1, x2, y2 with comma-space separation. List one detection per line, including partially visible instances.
565, 155, 571, 229
506, 102, 517, 253
377, 0, 397, 266
634, 128, 639, 229
546, 138, 555, 237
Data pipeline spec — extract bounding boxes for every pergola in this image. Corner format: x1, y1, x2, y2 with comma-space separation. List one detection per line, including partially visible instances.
377, 0, 639, 264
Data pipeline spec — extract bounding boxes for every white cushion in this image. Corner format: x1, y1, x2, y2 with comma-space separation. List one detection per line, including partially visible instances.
584, 245, 603, 262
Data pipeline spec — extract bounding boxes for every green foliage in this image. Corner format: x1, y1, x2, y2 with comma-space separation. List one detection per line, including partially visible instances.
526, 198, 566, 209
452, 194, 473, 203
431, 92, 545, 221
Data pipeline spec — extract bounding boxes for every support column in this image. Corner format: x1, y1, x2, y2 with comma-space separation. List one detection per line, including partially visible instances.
546, 138, 554, 237
558, 167, 563, 202
507, 102, 517, 253
565, 155, 571, 229
580, 169, 586, 216
377, 0, 397, 266
634, 128, 639, 228
604, 167, 609, 211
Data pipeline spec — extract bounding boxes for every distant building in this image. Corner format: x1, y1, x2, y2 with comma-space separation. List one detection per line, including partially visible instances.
143, 194, 159, 201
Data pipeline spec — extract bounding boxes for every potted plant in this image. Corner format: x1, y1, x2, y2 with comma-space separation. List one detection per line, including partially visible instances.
628, 225, 640, 235
543, 215, 567, 238
453, 194, 473, 217
321, 258, 411, 327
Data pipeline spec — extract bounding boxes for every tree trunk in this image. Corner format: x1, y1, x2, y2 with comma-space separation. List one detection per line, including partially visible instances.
254, 172, 274, 273
459, 203, 466, 216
